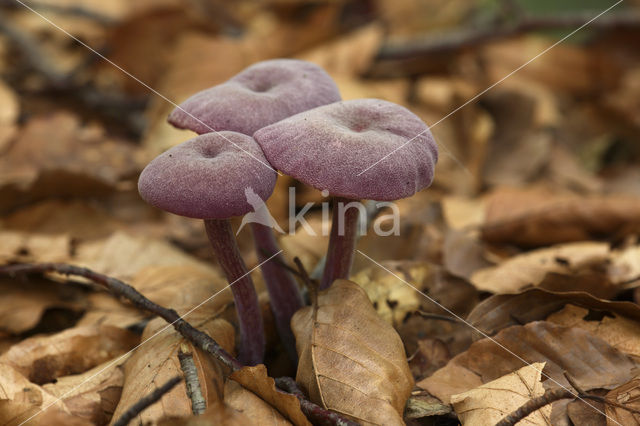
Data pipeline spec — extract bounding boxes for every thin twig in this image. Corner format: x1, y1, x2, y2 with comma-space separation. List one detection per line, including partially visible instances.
260, 246, 305, 279
275, 377, 360, 426
178, 344, 206, 415
112, 376, 182, 426
0, 263, 243, 371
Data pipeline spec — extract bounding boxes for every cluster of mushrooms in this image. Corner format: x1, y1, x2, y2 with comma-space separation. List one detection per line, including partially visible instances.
138, 59, 438, 366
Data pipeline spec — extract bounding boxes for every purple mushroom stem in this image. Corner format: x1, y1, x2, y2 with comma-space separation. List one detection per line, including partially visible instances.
250, 222, 303, 361
205, 219, 265, 365
320, 197, 360, 290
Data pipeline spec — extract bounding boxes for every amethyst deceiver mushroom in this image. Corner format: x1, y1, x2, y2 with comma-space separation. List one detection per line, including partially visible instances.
254, 99, 439, 289
168, 59, 341, 136
167, 58, 341, 362
138, 132, 275, 365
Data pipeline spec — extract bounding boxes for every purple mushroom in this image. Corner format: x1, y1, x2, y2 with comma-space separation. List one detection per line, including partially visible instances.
168, 59, 341, 136
254, 99, 439, 289
167, 58, 341, 362
138, 132, 275, 365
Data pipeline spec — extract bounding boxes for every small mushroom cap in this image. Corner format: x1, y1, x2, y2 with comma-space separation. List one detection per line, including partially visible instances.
138, 132, 276, 219
253, 99, 438, 201
168, 59, 341, 135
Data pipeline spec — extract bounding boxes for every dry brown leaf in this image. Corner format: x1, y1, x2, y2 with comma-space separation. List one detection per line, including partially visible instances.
467, 288, 640, 337
0, 112, 141, 212
547, 305, 640, 359
0, 325, 137, 385
605, 378, 640, 425
0, 79, 19, 152
292, 279, 413, 425
442, 229, 492, 281
111, 315, 234, 425
0, 276, 86, 335
441, 196, 486, 230
158, 401, 253, 426
0, 364, 75, 426
469, 242, 611, 295
74, 231, 215, 282
224, 379, 292, 425
42, 359, 125, 425
230, 364, 310, 426
418, 321, 637, 404
298, 24, 383, 77
451, 362, 551, 426
481, 187, 640, 247
0, 230, 71, 264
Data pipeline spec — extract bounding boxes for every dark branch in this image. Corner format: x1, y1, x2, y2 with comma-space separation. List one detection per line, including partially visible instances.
112, 376, 182, 426
370, 12, 640, 78
275, 377, 360, 426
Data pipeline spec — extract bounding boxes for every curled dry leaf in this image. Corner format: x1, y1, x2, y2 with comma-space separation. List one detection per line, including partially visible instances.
75, 231, 217, 282
467, 288, 640, 337
0, 276, 86, 335
42, 359, 125, 425
230, 365, 310, 426
0, 79, 19, 152
0, 364, 75, 426
481, 187, 640, 247
451, 362, 551, 426
418, 322, 637, 404
111, 315, 235, 425
547, 305, 640, 359
0, 325, 137, 385
224, 380, 292, 425
291, 279, 413, 425
605, 377, 640, 425
469, 241, 617, 296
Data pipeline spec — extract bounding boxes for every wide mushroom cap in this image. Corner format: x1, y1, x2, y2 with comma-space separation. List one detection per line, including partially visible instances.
138, 132, 276, 219
253, 99, 438, 201
168, 59, 341, 136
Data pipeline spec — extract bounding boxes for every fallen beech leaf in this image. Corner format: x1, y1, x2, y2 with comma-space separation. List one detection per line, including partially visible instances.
42, 359, 125, 425
0, 276, 86, 334
481, 187, 640, 247
605, 377, 640, 425
547, 305, 640, 359
224, 379, 292, 425
0, 230, 71, 264
0, 364, 74, 426
419, 322, 637, 404
404, 393, 451, 420
0, 325, 137, 384
469, 242, 611, 295
230, 364, 310, 426
292, 279, 413, 425
111, 315, 234, 424
298, 24, 383, 77
0, 112, 141, 212
467, 288, 640, 337
75, 231, 215, 282
442, 229, 492, 281
451, 362, 551, 426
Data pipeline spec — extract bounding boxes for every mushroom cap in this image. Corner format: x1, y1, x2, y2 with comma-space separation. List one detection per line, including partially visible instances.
138, 132, 276, 219
253, 99, 438, 201
168, 59, 341, 135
